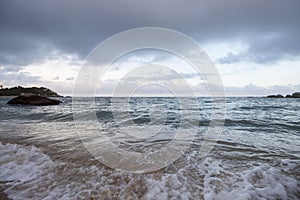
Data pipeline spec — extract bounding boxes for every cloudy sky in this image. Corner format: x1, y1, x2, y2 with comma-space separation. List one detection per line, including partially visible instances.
0, 0, 299, 96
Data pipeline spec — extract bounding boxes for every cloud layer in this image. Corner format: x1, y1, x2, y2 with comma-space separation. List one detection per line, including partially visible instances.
1, 0, 299, 67
0, 0, 299, 95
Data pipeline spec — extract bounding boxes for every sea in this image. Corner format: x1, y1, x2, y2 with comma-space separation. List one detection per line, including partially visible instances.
0, 97, 299, 200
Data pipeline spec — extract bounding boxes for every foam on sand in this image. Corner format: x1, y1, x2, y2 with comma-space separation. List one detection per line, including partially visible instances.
0, 142, 299, 199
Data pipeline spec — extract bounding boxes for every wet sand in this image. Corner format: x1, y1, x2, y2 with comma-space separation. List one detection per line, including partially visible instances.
0, 182, 9, 200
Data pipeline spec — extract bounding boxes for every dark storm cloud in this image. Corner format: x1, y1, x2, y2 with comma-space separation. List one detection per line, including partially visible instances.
217, 31, 300, 64
0, 0, 299, 69
0, 30, 55, 68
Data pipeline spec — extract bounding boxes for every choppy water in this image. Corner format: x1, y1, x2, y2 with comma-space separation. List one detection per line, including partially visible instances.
0, 97, 299, 200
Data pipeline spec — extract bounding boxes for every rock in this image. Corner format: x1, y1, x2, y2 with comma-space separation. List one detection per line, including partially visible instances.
7, 94, 61, 106
266, 94, 284, 98
292, 92, 300, 98
267, 92, 300, 98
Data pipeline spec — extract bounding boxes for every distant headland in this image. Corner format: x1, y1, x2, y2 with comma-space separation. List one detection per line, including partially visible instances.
0, 86, 62, 97
266, 92, 300, 98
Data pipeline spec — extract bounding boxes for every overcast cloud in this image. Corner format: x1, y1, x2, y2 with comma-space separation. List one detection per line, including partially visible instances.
0, 0, 299, 95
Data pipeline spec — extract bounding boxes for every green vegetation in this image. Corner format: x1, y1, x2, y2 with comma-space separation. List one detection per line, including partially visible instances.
0, 86, 61, 97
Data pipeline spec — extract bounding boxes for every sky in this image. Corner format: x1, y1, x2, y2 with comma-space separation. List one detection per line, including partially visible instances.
0, 0, 299, 96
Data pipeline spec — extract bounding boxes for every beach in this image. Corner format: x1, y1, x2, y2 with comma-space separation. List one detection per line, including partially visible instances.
0, 97, 299, 199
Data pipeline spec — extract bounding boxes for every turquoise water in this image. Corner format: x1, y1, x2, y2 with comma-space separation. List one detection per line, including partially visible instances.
0, 97, 299, 199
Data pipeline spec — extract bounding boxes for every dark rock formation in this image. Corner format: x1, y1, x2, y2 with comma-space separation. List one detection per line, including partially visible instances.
292, 92, 300, 98
266, 94, 284, 98
7, 94, 61, 106
267, 92, 300, 98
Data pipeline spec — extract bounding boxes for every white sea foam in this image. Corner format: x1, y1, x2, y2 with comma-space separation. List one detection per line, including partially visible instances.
200, 158, 300, 200
0, 142, 299, 200
141, 157, 300, 200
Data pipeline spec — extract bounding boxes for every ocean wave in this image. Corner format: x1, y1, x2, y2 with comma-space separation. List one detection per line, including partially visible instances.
0, 142, 299, 200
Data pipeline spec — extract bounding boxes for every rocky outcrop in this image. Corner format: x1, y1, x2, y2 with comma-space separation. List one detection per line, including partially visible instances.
266, 94, 284, 98
7, 94, 61, 106
292, 92, 300, 98
267, 92, 300, 98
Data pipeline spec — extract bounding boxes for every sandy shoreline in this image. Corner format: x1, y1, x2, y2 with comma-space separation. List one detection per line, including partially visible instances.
0, 182, 9, 200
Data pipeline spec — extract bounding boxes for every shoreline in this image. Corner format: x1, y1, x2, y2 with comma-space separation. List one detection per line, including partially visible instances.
0, 182, 9, 200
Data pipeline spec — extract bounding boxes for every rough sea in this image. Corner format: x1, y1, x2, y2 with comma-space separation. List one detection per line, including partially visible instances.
0, 97, 299, 200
